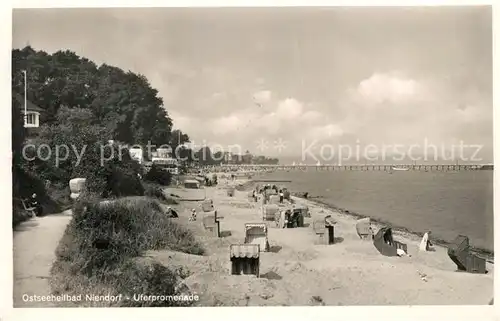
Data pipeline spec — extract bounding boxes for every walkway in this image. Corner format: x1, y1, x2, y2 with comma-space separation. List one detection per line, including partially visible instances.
13, 210, 72, 307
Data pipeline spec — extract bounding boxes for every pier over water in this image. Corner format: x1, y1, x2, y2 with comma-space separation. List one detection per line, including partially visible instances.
209, 164, 494, 172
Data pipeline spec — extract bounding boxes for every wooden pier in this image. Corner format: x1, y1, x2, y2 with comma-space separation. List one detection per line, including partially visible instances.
207, 164, 493, 172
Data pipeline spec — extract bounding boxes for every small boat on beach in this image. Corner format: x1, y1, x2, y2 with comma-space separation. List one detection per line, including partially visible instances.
391, 166, 410, 171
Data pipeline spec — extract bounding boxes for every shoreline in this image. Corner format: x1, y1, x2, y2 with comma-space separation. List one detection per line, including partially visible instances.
234, 175, 493, 262
292, 195, 494, 262
155, 172, 494, 305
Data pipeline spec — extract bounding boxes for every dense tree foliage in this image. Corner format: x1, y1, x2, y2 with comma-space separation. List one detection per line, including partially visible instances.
12, 46, 174, 146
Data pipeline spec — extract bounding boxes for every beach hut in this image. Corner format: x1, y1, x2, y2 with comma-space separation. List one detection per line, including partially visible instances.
184, 179, 200, 189
201, 198, 214, 212
230, 244, 260, 277
356, 218, 373, 240
69, 178, 86, 200
373, 227, 408, 257
202, 210, 220, 237
447, 235, 486, 274
244, 223, 270, 252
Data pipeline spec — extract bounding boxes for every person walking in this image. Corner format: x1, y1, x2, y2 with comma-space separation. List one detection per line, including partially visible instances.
279, 190, 284, 204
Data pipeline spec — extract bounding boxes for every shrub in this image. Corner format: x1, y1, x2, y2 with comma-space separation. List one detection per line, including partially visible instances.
114, 261, 193, 307
72, 142, 144, 198
144, 164, 172, 186
12, 164, 70, 223
58, 196, 203, 277
52, 195, 204, 307
143, 183, 178, 205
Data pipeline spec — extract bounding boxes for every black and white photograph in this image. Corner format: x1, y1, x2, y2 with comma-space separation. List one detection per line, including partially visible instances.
9, 3, 494, 313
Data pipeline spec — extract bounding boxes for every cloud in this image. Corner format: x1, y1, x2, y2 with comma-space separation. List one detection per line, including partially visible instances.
191, 96, 345, 153
276, 98, 303, 119
253, 90, 272, 105
308, 124, 344, 140
334, 71, 492, 150
356, 72, 419, 104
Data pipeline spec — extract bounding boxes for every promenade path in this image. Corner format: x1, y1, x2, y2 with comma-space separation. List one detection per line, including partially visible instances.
13, 210, 72, 307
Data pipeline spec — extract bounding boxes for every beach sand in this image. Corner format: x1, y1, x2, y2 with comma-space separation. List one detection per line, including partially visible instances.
157, 175, 493, 306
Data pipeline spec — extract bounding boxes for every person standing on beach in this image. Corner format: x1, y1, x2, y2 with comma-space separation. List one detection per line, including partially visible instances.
419, 231, 433, 251
279, 190, 284, 203
189, 209, 197, 221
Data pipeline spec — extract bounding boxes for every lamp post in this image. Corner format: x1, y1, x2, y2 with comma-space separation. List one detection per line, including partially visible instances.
22, 70, 27, 126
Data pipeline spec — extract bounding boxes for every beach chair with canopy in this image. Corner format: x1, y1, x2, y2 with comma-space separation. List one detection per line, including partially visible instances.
268, 195, 280, 205
373, 227, 408, 257
230, 244, 260, 277
285, 208, 305, 228
356, 217, 373, 240
447, 235, 486, 274
202, 210, 220, 237
226, 186, 235, 197
201, 198, 214, 212
313, 216, 335, 245
262, 204, 279, 221
244, 223, 270, 252
69, 177, 86, 200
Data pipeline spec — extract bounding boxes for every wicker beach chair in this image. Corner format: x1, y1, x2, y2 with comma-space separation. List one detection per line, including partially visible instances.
262, 204, 280, 221
356, 218, 374, 240
202, 210, 220, 237
313, 217, 334, 245
201, 198, 214, 212
230, 244, 260, 277
69, 177, 86, 200
373, 227, 407, 257
447, 235, 486, 274
244, 223, 270, 252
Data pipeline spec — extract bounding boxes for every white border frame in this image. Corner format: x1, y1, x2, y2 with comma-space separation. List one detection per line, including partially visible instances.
2, 1, 498, 321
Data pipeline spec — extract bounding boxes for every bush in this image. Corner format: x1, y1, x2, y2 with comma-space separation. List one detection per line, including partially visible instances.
144, 164, 172, 186
143, 183, 178, 205
12, 165, 71, 224
72, 142, 144, 198
58, 196, 203, 276
52, 195, 204, 307
114, 261, 193, 307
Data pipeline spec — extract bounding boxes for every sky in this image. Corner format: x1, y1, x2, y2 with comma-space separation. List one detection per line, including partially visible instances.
12, 7, 493, 163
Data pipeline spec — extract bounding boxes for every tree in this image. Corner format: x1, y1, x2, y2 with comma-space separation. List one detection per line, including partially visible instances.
12, 47, 176, 146
168, 129, 190, 157
11, 92, 25, 166
242, 150, 253, 164
195, 146, 217, 165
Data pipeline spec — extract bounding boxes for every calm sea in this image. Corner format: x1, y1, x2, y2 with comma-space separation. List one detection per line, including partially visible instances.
259, 170, 494, 252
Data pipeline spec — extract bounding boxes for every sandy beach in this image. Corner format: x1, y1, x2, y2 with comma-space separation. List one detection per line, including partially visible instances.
157, 175, 493, 306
